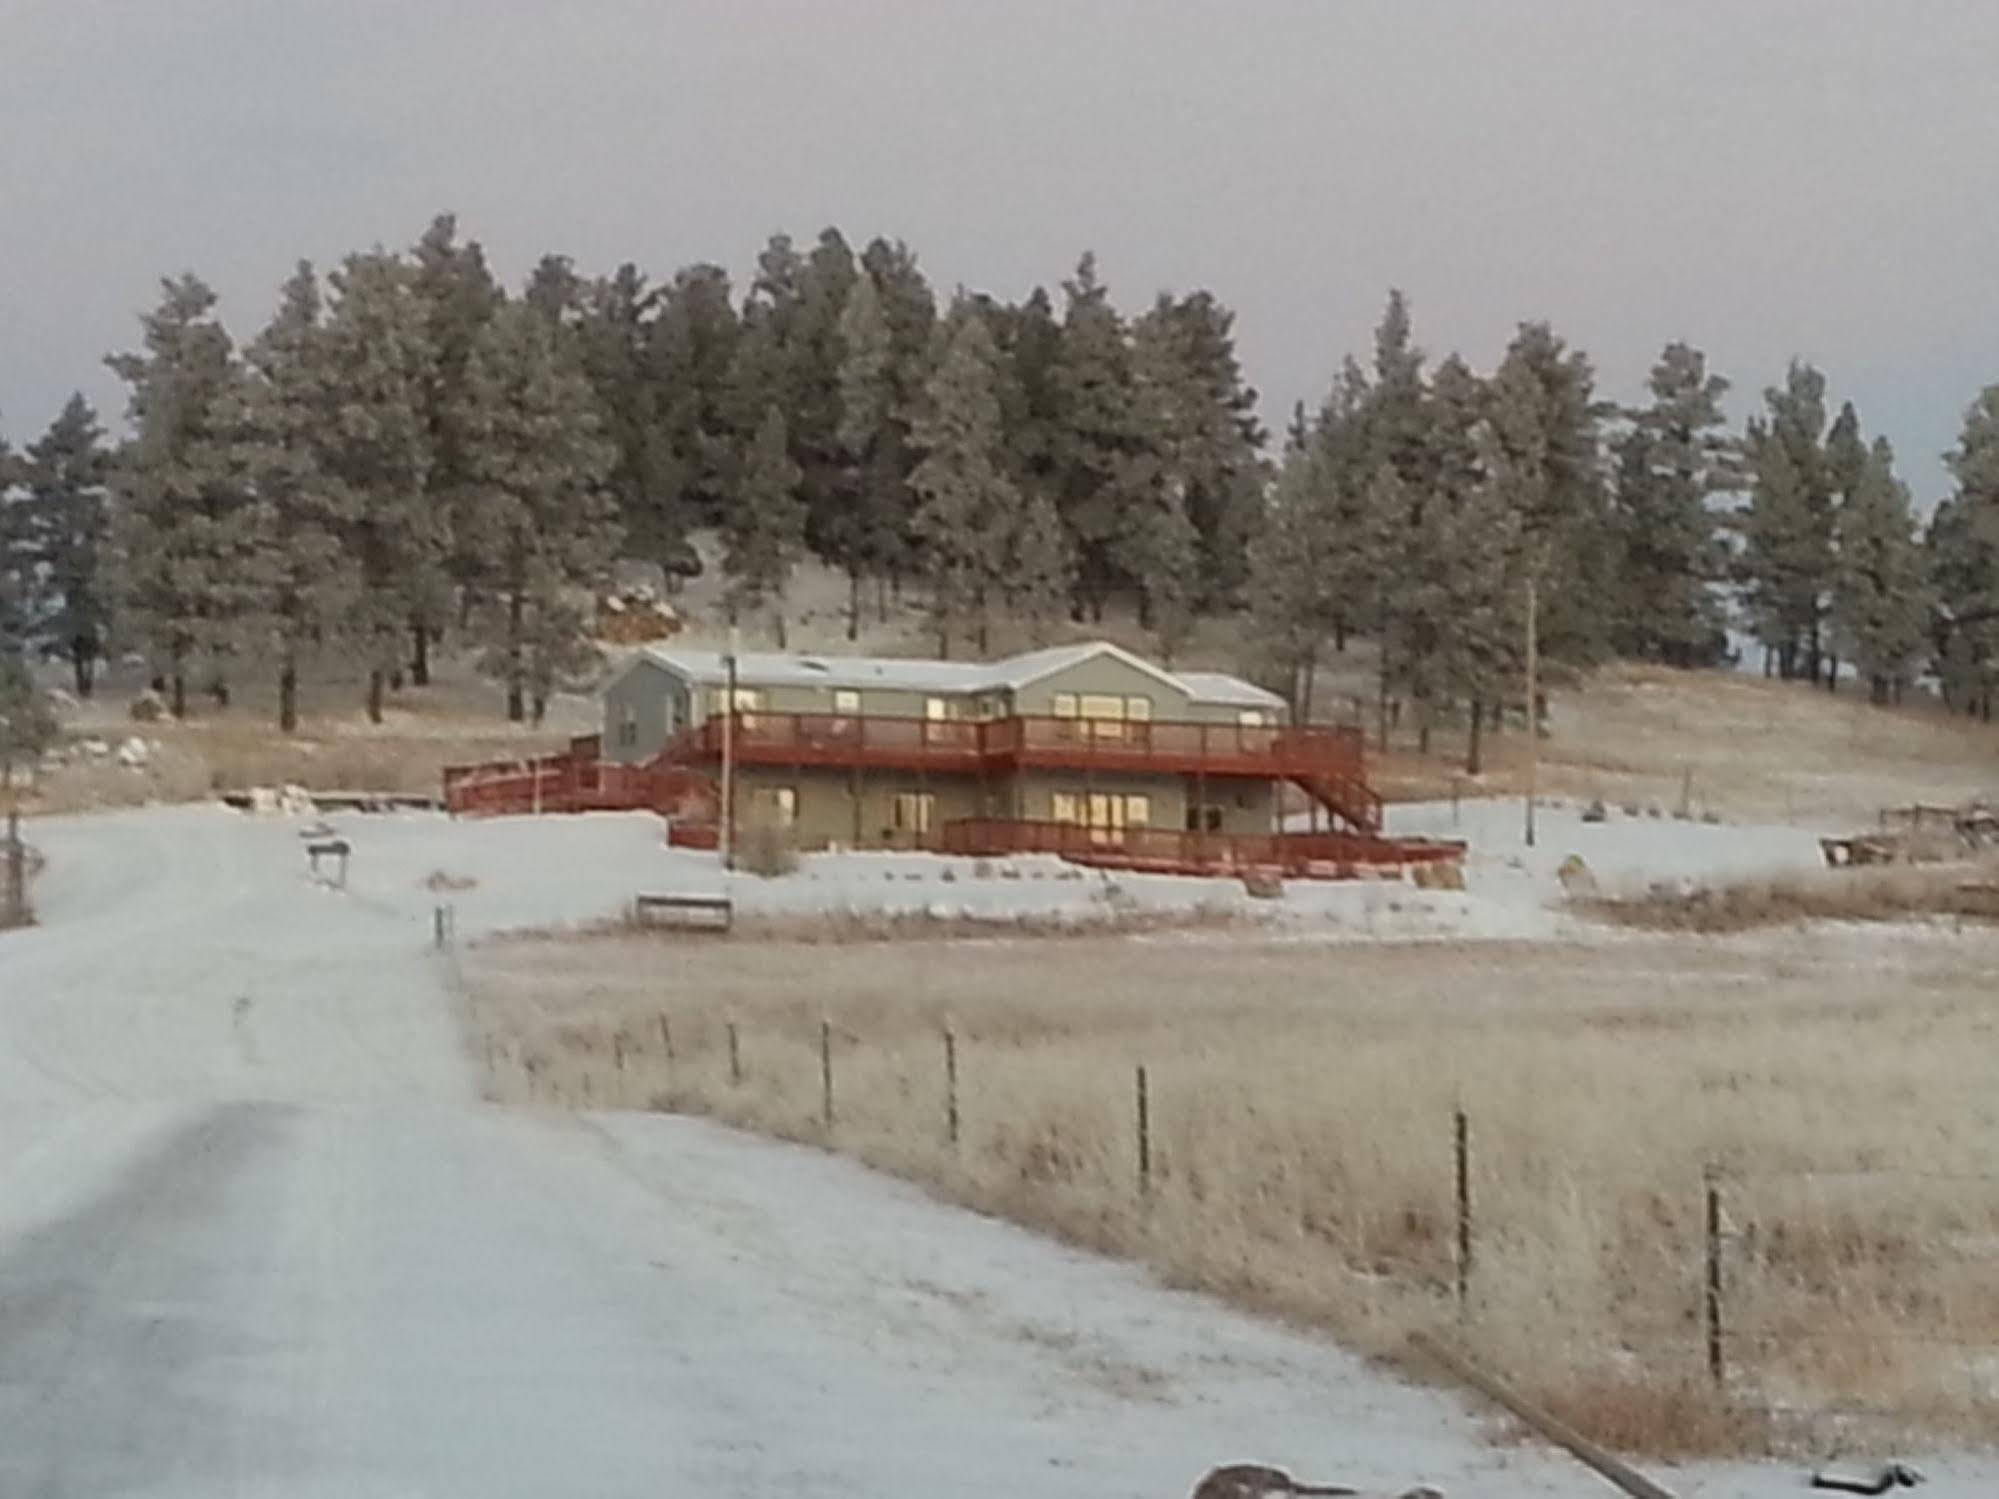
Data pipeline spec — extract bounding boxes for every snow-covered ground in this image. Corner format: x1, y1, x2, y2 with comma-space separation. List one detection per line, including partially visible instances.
0, 802, 1984, 1496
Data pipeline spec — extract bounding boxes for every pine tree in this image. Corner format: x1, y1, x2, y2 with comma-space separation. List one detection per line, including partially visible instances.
243, 261, 358, 731
18, 395, 113, 696
1131, 292, 1266, 605
831, 270, 895, 637
577, 263, 683, 596
1832, 436, 1930, 704
0, 430, 29, 664
106, 274, 265, 718
1609, 343, 1735, 666
723, 406, 806, 646
1486, 321, 1614, 675
455, 299, 619, 722
1118, 312, 1204, 652
317, 251, 438, 722
1740, 361, 1837, 680
646, 262, 739, 559
1929, 385, 1999, 718
1246, 450, 1335, 718
1050, 252, 1147, 620
910, 315, 1059, 655
410, 213, 502, 683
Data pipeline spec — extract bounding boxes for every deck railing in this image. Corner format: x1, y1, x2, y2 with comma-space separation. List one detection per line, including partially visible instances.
935, 818, 1462, 870
662, 711, 1364, 778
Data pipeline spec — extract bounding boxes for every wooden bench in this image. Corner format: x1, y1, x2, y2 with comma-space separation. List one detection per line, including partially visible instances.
632, 892, 733, 932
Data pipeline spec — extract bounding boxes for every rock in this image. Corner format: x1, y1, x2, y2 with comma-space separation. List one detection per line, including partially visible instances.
1556, 854, 1598, 897
1241, 868, 1285, 899
129, 689, 167, 722
116, 736, 150, 769
1581, 798, 1608, 824
277, 783, 316, 817
80, 737, 110, 758
44, 687, 79, 716
1412, 860, 1467, 891
248, 786, 280, 815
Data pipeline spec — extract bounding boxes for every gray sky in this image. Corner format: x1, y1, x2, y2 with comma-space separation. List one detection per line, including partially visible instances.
4, 0, 1996, 502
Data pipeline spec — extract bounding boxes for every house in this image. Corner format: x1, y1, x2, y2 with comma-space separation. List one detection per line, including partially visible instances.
598, 639, 1381, 852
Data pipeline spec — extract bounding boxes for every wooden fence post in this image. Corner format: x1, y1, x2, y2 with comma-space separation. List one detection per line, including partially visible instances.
1704, 1163, 1725, 1388
944, 1027, 960, 1149
1136, 1064, 1152, 1198
1455, 1107, 1472, 1315
728, 1020, 742, 1087
820, 1016, 834, 1131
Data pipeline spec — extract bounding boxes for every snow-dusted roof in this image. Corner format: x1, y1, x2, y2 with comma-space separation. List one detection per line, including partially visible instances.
1173, 671, 1287, 710
631, 640, 1277, 709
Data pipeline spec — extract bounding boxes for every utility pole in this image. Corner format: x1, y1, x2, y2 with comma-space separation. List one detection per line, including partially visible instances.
720, 625, 739, 873
1524, 575, 1539, 850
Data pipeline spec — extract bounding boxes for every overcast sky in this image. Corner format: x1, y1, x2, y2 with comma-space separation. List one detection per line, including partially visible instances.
4, 0, 1996, 502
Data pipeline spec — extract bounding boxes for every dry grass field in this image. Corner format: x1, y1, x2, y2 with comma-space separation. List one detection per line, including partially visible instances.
462, 922, 1999, 1458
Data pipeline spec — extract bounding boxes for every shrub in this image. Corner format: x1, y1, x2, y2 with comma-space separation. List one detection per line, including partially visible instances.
737, 821, 799, 878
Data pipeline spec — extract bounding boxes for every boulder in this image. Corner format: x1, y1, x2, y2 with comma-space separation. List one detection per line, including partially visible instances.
277, 783, 317, 817
116, 736, 150, 769
1556, 854, 1598, 898
129, 689, 167, 722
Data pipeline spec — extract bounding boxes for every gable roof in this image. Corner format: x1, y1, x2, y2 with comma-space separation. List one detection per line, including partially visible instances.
626, 639, 1277, 710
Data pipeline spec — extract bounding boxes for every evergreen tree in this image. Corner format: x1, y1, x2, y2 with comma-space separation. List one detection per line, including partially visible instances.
722, 406, 806, 645
0, 430, 33, 664
910, 315, 1063, 654
1486, 320, 1615, 675
1608, 343, 1735, 666
1929, 385, 1999, 718
1049, 252, 1146, 620
1246, 449, 1335, 718
317, 251, 438, 722
831, 270, 895, 637
243, 261, 358, 731
1118, 312, 1204, 651
409, 213, 501, 682
454, 299, 618, 722
577, 263, 684, 594
857, 238, 939, 608
794, 227, 860, 567
18, 395, 113, 696
1740, 361, 1837, 680
646, 261, 739, 556
106, 274, 265, 718
0, 655, 56, 773
1831, 436, 1930, 704
1131, 292, 1266, 604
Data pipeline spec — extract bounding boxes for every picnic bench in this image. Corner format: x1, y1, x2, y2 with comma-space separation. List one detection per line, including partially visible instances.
632, 892, 733, 932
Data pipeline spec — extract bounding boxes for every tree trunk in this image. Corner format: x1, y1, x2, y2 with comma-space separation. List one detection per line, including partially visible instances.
1418, 705, 1431, 757
847, 569, 861, 642
531, 692, 547, 727
1333, 614, 1347, 653
72, 643, 94, 699
367, 668, 385, 725
410, 620, 431, 687
1825, 652, 1838, 692
774, 605, 788, 650
1870, 674, 1888, 706
1466, 698, 1484, 776
209, 676, 229, 709
389, 670, 404, 693
1299, 649, 1317, 725
505, 540, 526, 724
171, 670, 186, 721
876, 575, 889, 624
279, 658, 298, 734
1375, 653, 1391, 753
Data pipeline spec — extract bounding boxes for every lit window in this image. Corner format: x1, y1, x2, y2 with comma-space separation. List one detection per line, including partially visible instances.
1051, 792, 1081, 824
1238, 709, 1268, 727
833, 689, 861, 715
1124, 794, 1149, 827
752, 786, 797, 826
1052, 693, 1079, 719
1124, 696, 1151, 721
891, 792, 935, 834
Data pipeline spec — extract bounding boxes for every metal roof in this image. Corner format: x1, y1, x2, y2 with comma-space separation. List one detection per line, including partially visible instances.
629, 640, 1279, 709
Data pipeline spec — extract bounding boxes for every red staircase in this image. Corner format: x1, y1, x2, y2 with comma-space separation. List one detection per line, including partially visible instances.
1293, 771, 1384, 835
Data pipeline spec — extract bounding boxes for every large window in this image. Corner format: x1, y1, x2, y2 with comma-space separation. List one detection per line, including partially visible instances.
891, 791, 935, 835
1052, 790, 1150, 842
709, 686, 766, 725
616, 703, 638, 748
1051, 692, 1152, 741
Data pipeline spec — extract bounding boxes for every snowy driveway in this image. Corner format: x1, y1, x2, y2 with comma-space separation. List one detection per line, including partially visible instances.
0, 806, 1971, 1497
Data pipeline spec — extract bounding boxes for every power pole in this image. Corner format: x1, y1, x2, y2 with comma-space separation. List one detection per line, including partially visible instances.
720, 625, 739, 872
1524, 576, 1539, 849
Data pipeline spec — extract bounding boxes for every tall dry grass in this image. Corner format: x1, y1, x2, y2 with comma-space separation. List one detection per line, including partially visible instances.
1582, 858, 1999, 934
462, 927, 1999, 1458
